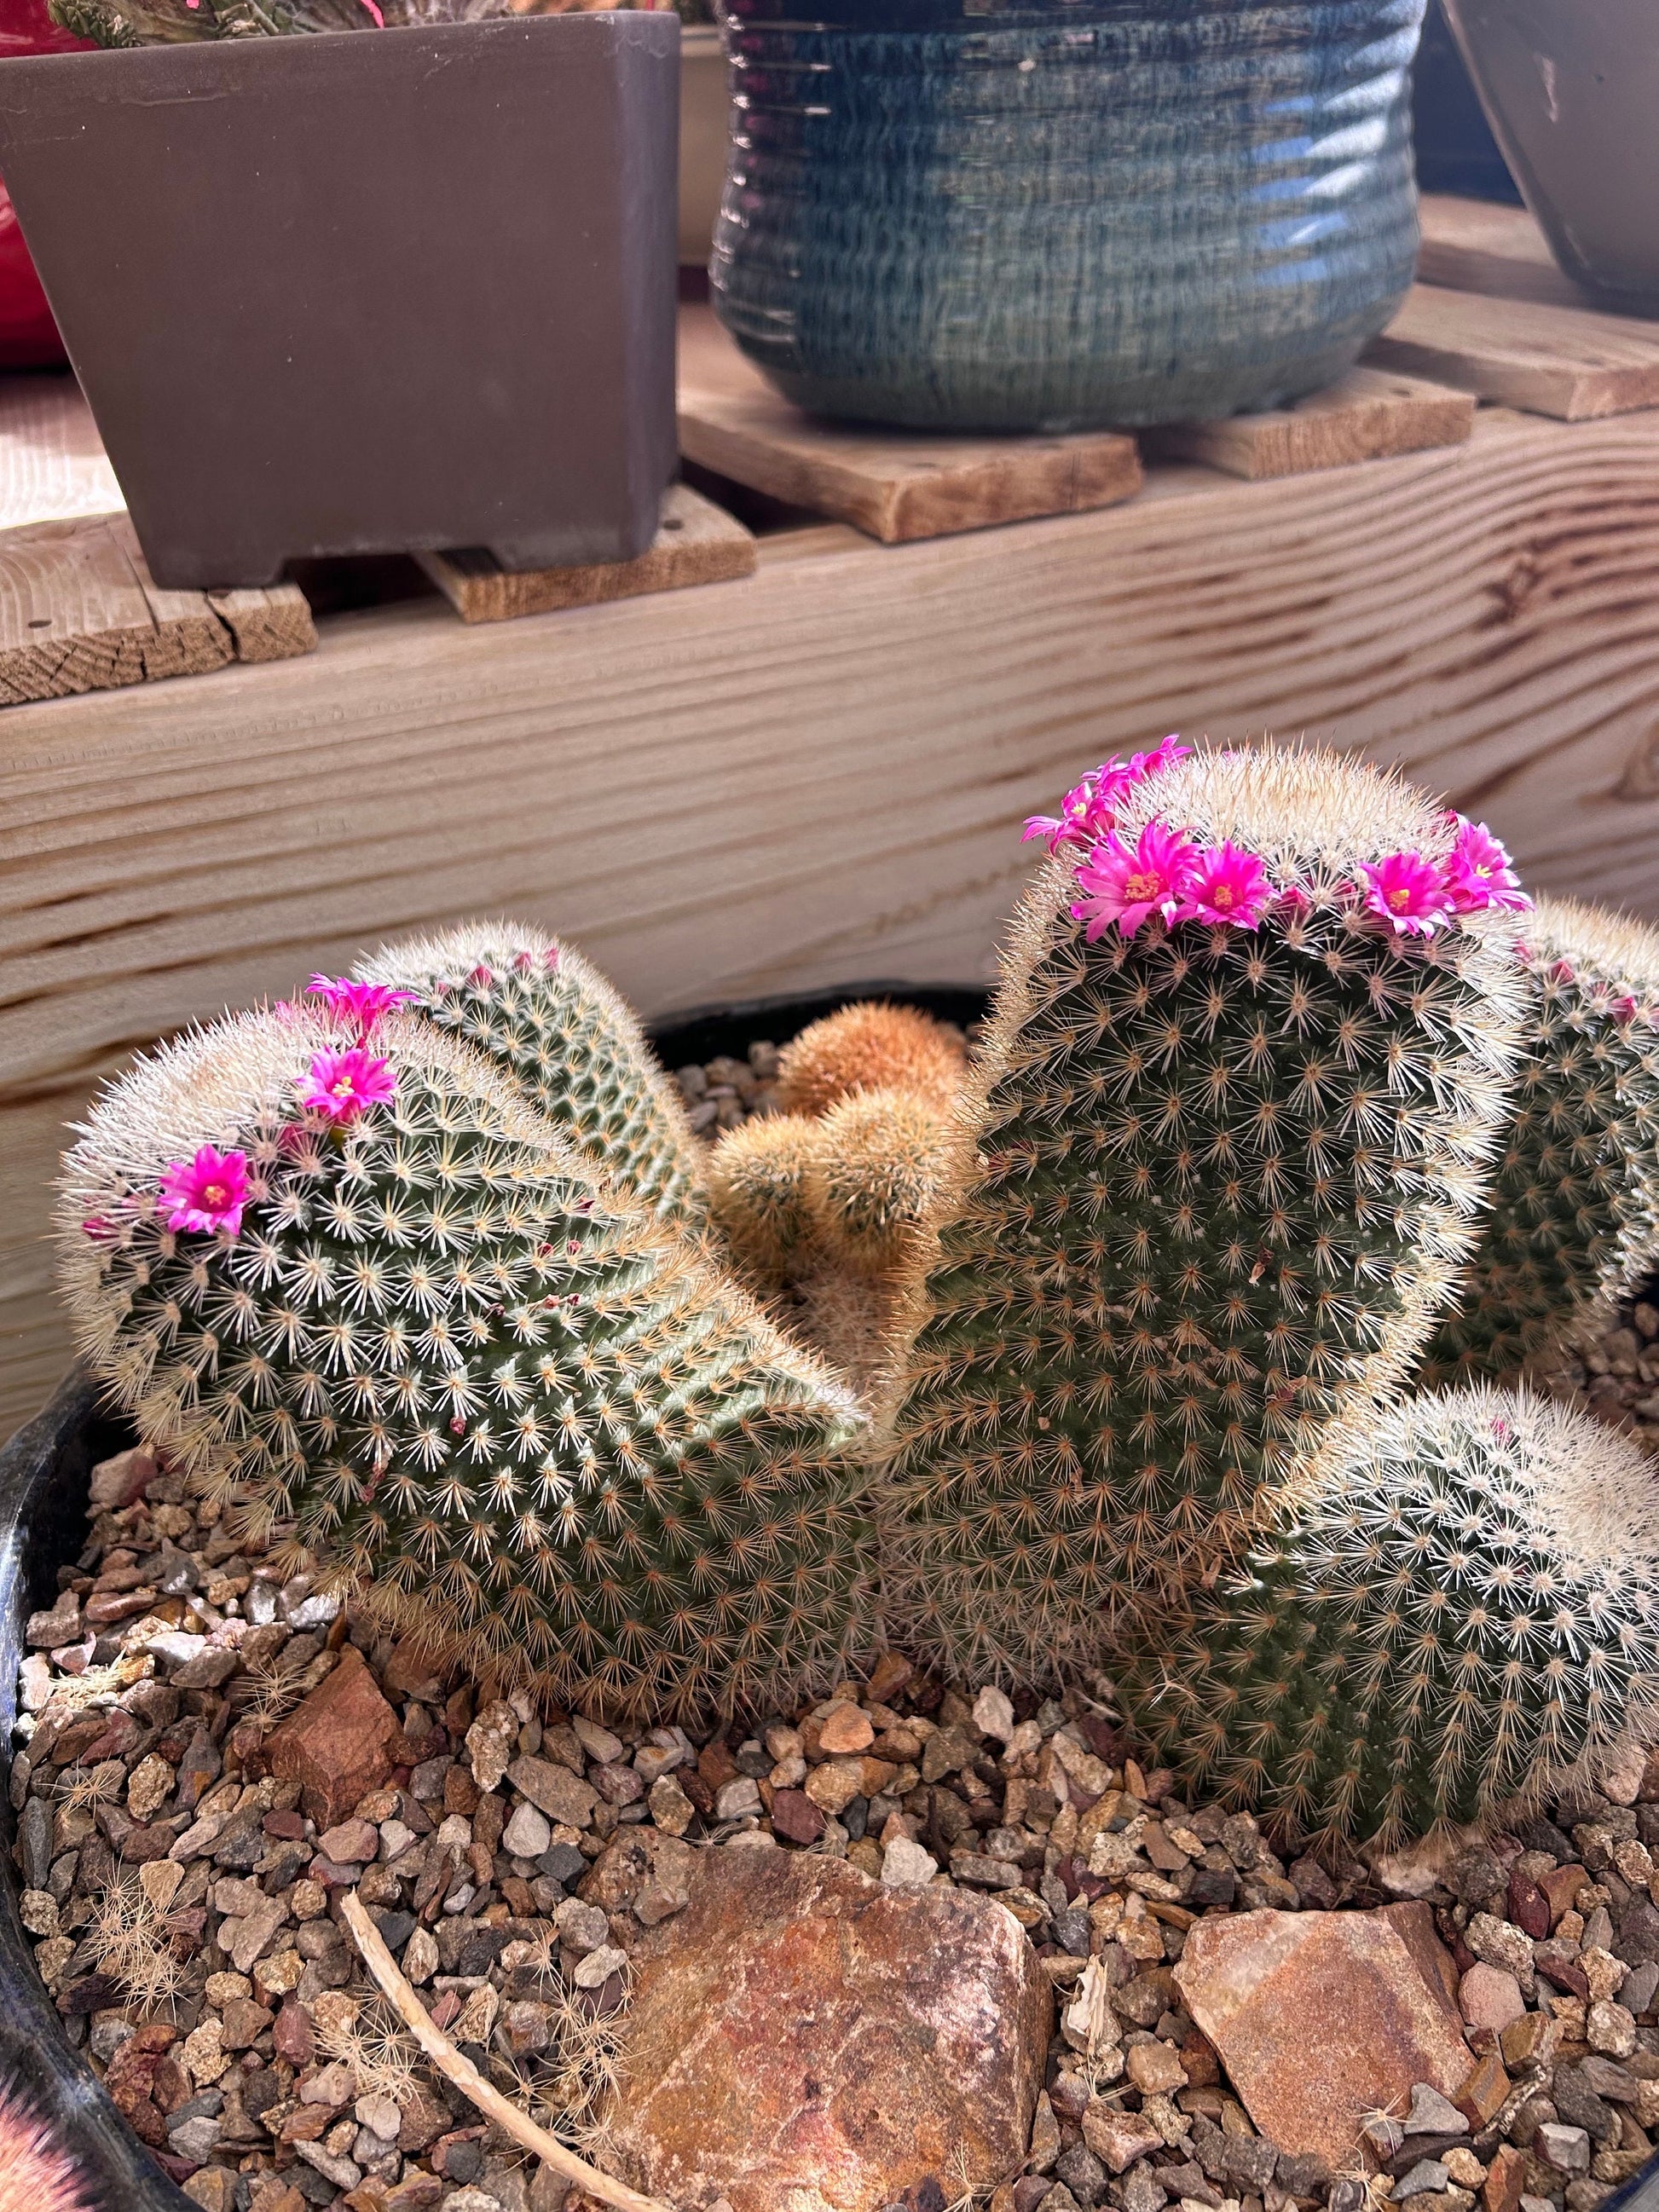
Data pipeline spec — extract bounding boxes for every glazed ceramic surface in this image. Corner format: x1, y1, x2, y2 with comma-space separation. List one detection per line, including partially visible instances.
711, 0, 1426, 432
1442, 0, 1659, 311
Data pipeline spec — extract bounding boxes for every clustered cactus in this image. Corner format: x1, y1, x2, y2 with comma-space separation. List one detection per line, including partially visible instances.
55, 737, 1659, 1844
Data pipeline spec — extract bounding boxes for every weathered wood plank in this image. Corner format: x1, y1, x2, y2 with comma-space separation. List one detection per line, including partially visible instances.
1150, 367, 1474, 480
1417, 192, 1612, 314
6, 402, 1659, 1429
0, 514, 231, 703
677, 305, 1143, 542
205, 585, 319, 663
416, 484, 756, 623
1370, 284, 1659, 420
0, 373, 124, 531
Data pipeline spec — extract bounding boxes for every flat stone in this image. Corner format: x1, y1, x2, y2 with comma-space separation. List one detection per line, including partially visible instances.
882, 1837, 939, 1890
506, 1755, 597, 1830
316, 1817, 378, 1866
1536, 2126, 1590, 2175
1404, 2085, 1470, 2138
604, 1845, 1051, 2212
772, 1789, 828, 1847
1081, 2109, 1164, 2174
264, 1649, 402, 1827
1173, 1905, 1474, 2164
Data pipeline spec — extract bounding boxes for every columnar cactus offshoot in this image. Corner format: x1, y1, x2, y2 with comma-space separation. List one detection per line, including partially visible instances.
878, 742, 1529, 1684
354, 922, 707, 1236
1425, 895, 1659, 1386
1117, 1387, 1659, 1849
58, 997, 869, 1718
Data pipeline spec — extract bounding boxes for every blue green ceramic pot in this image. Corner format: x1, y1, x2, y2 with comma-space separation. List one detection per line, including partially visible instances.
710, 0, 1427, 431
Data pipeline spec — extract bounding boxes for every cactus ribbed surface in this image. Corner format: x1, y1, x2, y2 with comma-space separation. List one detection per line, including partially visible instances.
879, 747, 1527, 1684
355, 922, 706, 1236
57, 1008, 869, 1718
1119, 1388, 1659, 1848
1425, 896, 1659, 1386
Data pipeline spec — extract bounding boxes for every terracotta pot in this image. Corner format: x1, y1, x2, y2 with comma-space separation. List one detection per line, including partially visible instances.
1440, 0, 1659, 309
0, 14, 679, 587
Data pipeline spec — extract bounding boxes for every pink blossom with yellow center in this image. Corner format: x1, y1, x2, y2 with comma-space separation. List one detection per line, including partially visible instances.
1442, 817, 1530, 914
1360, 851, 1454, 936
158, 1144, 251, 1236
1174, 840, 1274, 929
298, 1047, 397, 1124
1071, 819, 1199, 939
1023, 735, 1191, 854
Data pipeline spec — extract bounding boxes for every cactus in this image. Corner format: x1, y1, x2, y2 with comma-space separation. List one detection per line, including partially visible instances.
1425, 895, 1659, 1386
877, 743, 1529, 1685
704, 1112, 823, 1284
1117, 1386, 1659, 1848
353, 922, 706, 1237
50, 0, 507, 44
777, 1001, 967, 1119
57, 1002, 870, 1719
0, 2079, 91, 2212
806, 1089, 954, 1275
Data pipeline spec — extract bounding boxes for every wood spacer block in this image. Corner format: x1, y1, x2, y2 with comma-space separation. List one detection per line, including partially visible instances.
1367, 285, 1659, 421
415, 483, 756, 624
1148, 367, 1476, 480
0, 511, 315, 706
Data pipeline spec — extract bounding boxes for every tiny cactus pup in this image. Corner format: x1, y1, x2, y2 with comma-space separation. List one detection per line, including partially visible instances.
806, 1088, 955, 1275
1119, 1387, 1659, 1849
57, 1002, 870, 1718
879, 742, 1529, 1685
1425, 895, 1659, 1387
353, 922, 707, 1236
776, 1000, 967, 1118
704, 1111, 824, 1285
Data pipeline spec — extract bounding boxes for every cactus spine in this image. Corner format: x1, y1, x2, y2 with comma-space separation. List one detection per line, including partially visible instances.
354, 922, 707, 1237
878, 746, 1528, 1684
1118, 1387, 1659, 1848
58, 1005, 869, 1719
1425, 895, 1659, 1385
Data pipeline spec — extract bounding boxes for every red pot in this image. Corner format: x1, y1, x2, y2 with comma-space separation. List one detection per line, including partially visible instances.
0, 0, 93, 367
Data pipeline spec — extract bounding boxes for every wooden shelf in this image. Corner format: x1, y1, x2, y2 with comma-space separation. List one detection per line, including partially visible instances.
5, 204, 1659, 1430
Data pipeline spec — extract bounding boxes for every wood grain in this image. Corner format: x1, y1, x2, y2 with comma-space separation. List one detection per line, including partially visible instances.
1417, 193, 1616, 315
1370, 284, 1659, 420
7, 402, 1659, 1429
677, 305, 1142, 542
0, 515, 232, 703
416, 484, 755, 623
0, 373, 124, 531
1150, 367, 1475, 480
205, 586, 319, 664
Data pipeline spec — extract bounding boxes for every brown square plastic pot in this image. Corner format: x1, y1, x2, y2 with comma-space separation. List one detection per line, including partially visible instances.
0, 12, 679, 587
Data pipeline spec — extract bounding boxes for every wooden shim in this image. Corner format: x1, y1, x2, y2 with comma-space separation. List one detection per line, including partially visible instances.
1149, 367, 1475, 480
678, 306, 1142, 542
416, 483, 756, 624
1417, 193, 1614, 315
9, 401, 1659, 1426
1369, 284, 1659, 421
0, 514, 315, 705
0, 373, 124, 532
205, 585, 319, 663
0, 514, 230, 703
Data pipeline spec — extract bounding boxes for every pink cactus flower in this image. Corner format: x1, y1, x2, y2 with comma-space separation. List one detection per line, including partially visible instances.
467, 964, 494, 989
298, 1047, 397, 1124
80, 1215, 118, 1244
306, 976, 419, 1035
544, 944, 561, 972
1611, 994, 1640, 1025
1023, 736, 1192, 853
1175, 841, 1274, 929
512, 950, 536, 973
1072, 820, 1199, 939
1360, 851, 1454, 936
1442, 817, 1530, 913
159, 1145, 251, 1236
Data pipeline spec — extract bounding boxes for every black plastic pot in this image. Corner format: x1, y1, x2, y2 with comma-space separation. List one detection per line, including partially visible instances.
0, 984, 982, 2205
0, 13, 679, 588
1410, 0, 1519, 204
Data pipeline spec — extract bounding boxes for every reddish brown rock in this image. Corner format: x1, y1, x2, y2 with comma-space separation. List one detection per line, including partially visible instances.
1173, 1905, 1476, 2164
604, 1846, 1051, 2212
1484, 2143, 1527, 2212
264, 1648, 401, 1826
